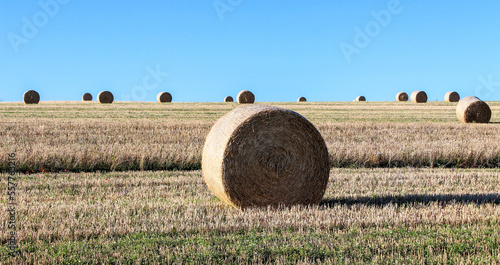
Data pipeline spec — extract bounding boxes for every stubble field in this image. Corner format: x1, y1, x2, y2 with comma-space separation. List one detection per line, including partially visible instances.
1, 101, 500, 264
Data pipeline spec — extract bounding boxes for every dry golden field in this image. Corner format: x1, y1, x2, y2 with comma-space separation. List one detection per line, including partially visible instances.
1, 101, 500, 264
1, 101, 499, 172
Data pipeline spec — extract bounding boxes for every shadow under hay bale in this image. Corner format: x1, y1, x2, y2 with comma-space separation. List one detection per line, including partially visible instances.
321, 193, 500, 207
202, 105, 330, 209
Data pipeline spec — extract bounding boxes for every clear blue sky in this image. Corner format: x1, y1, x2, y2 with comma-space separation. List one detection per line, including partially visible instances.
1, 0, 500, 102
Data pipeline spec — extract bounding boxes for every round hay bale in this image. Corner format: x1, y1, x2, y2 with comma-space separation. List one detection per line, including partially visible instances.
224, 96, 234, 102
98, 91, 114, 104
237, 90, 255, 104
456, 96, 491, 123
396, 92, 408, 101
297, 97, 307, 102
444, 91, 460, 102
411, 91, 427, 103
23, 90, 40, 104
355, 96, 366, 102
157, 92, 172, 103
202, 105, 330, 208
82, 93, 93, 101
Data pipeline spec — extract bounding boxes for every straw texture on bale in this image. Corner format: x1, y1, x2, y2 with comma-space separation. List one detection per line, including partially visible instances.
202, 105, 330, 209
237, 90, 255, 104
23, 90, 40, 104
98, 91, 114, 104
297, 97, 307, 102
355, 96, 366, 102
82, 93, 93, 101
445, 91, 460, 102
411, 91, 427, 103
157, 92, 172, 103
456, 96, 491, 123
396, 92, 408, 101
224, 96, 234, 102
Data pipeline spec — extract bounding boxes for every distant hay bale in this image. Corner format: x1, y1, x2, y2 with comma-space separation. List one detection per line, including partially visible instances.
444, 91, 460, 102
237, 90, 255, 104
23, 90, 40, 104
411, 91, 427, 103
224, 96, 234, 102
396, 92, 408, 101
456, 96, 491, 123
297, 97, 307, 102
202, 105, 330, 208
82, 93, 93, 101
157, 92, 172, 103
98, 91, 114, 104
355, 96, 366, 102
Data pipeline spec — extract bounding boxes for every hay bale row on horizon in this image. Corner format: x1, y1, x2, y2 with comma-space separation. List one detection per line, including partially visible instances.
16, 90, 474, 104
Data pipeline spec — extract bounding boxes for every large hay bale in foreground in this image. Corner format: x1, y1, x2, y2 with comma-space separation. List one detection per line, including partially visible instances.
82, 93, 93, 101
23, 90, 40, 104
157, 92, 172, 103
456, 96, 491, 123
355, 96, 366, 102
224, 96, 234, 102
98, 91, 114, 104
297, 97, 307, 102
237, 90, 255, 104
411, 91, 427, 103
396, 92, 408, 101
202, 105, 330, 208
444, 91, 460, 102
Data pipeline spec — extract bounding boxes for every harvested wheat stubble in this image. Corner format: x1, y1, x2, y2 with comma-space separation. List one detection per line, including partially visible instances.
445, 91, 460, 102
224, 96, 234, 102
237, 90, 255, 104
297, 97, 307, 102
23, 90, 40, 104
202, 104, 330, 208
98, 91, 114, 104
396, 92, 408, 101
411, 91, 427, 103
157, 92, 172, 103
82, 93, 93, 101
456, 96, 491, 123
355, 96, 366, 102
